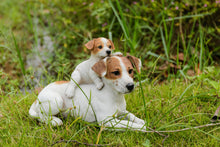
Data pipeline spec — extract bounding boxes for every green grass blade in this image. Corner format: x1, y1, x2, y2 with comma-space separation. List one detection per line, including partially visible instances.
108, 16, 116, 41
178, 83, 195, 102
12, 32, 26, 75
160, 27, 169, 59
199, 18, 204, 71
0, 45, 12, 51
138, 73, 148, 126
165, 13, 213, 22
109, 0, 134, 51
115, 0, 129, 36
108, 0, 128, 39
147, 51, 174, 63
167, 18, 174, 52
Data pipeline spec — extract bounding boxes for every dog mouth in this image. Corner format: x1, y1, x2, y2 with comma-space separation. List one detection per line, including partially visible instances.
123, 91, 133, 94
100, 54, 111, 59
116, 83, 134, 94
124, 88, 134, 93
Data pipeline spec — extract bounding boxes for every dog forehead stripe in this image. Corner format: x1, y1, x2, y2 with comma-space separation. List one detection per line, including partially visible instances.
119, 57, 134, 78
121, 57, 133, 69
100, 37, 108, 45
105, 57, 122, 79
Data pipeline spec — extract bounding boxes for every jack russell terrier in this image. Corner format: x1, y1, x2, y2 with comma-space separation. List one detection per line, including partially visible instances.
29, 55, 146, 131
65, 37, 115, 98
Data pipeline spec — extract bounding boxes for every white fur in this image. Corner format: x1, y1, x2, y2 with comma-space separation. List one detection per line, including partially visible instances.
29, 56, 146, 131
65, 37, 112, 98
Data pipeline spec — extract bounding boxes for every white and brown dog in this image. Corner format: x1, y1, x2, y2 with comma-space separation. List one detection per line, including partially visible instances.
65, 37, 115, 98
29, 55, 145, 131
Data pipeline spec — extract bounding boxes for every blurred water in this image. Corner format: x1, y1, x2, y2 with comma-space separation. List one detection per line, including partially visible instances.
23, 18, 55, 92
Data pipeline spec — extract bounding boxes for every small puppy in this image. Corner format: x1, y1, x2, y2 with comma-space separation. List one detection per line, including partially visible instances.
65, 37, 115, 98
29, 55, 145, 131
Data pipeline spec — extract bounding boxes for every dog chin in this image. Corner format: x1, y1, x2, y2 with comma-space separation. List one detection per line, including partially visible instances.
124, 90, 133, 94
104, 54, 110, 57
98, 54, 108, 59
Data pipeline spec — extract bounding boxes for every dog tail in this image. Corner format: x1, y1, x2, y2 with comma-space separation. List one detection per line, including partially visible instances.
29, 100, 39, 118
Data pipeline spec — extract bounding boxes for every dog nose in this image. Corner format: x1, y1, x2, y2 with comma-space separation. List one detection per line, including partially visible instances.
126, 83, 134, 91
106, 50, 111, 55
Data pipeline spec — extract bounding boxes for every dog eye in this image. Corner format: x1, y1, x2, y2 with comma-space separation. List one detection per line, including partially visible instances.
112, 71, 120, 76
128, 69, 133, 74
109, 45, 111, 49
98, 45, 102, 49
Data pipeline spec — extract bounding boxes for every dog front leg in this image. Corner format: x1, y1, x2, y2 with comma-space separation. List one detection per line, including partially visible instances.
121, 111, 146, 125
112, 52, 123, 56
89, 69, 104, 90
104, 118, 146, 131
65, 69, 81, 98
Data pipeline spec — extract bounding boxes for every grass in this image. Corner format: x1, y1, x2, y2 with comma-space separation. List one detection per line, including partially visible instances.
1, 0, 220, 146
1, 76, 220, 146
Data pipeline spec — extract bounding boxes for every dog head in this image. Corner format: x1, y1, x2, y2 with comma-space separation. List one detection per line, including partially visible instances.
92, 55, 141, 94
85, 37, 115, 58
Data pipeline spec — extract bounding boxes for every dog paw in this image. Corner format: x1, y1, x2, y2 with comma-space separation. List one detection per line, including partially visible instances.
51, 117, 63, 126
112, 52, 123, 56
65, 86, 75, 98
136, 118, 146, 125
96, 82, 104, 90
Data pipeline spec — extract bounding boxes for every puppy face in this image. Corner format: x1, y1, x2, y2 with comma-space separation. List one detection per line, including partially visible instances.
85, 37, 115, 58
92, 55, 141, 94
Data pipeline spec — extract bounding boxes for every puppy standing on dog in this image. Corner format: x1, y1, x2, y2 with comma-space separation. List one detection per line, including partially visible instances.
29, 55, 145, 131
65, 37, 115, 98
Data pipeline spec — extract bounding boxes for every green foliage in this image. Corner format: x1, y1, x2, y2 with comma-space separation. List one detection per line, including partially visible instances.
142, 139, 151, 147
1, 0, 220, 86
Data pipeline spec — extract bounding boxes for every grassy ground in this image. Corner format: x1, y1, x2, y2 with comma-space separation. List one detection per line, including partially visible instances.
1, 75, 220, 146
1, 0, 220, 146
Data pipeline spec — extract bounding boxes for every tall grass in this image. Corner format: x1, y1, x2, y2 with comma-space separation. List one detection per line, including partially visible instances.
1, 76, 220, 146
12, 32, 26, 75
108, 0, 218, 81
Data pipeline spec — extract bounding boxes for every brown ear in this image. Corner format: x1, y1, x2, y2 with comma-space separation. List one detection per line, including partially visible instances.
108, 39, 115, 50
85, 39, 95, 50
127, 55, 141, 73
92, 60, 106, 77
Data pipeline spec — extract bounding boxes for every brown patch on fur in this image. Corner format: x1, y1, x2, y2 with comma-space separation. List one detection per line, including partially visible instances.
92, 60, 106, 77
85, 40, 95, 50
55, 81, 69, 84
92, 38, 104, 55
107, 39, 115, 50
105, 57, 122, 80
126, 55, 141, 73
121, 57, 134, 78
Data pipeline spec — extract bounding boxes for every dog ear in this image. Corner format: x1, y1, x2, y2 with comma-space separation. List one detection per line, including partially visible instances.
126, 55, 142, 73
92, 60, 106, 77
108, 39, 115, 50
85, 39, 95, 50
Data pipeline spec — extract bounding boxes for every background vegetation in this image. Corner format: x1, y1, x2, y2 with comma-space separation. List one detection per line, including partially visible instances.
0, 0, 220, 146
